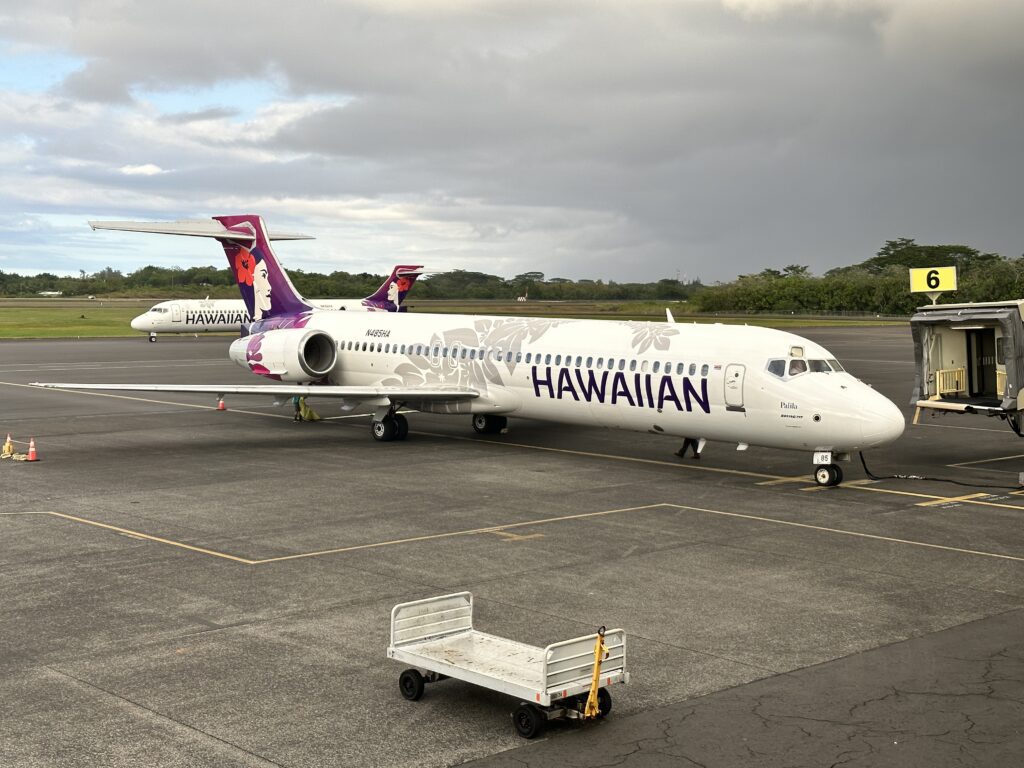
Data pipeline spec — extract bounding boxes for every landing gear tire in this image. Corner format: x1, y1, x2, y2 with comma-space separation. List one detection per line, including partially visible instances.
512, 703, 546, 739
148, 333, 157, 343
472, 414, 508, 434
372, 418, 398, 442
398, 669, 425, 701
814, 464, 843, 487
393, 413, 409, 441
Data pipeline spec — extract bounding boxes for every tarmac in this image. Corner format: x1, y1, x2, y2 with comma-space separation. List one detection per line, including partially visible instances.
1, 326, 1022, 767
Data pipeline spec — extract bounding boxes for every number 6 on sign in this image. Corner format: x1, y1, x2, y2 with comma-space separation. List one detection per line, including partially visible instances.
909, 266, 957, 294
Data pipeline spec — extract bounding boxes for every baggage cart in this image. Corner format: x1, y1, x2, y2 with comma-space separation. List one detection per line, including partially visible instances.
387, 592, 628, 738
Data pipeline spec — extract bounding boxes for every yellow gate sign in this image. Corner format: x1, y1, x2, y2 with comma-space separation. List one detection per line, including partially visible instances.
909, 267, 957, 294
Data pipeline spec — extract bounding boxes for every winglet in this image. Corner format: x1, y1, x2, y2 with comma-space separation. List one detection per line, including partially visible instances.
666, 308, 676, 323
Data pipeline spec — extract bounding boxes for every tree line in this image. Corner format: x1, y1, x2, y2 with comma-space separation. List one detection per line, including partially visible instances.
3, 238, 1021, 314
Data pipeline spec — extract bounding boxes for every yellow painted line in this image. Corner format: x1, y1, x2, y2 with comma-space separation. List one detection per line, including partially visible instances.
24, 504, 667, 566
916, 493, 989, 507
412, 430, 780, 480
664, 504, 1024, 563
949, 454, 1024, 468
44, 511, 258, 564
490, 531, 545, 542
844, 484, 946, 500
250, 503, 669, 564
756, 475, 810, 486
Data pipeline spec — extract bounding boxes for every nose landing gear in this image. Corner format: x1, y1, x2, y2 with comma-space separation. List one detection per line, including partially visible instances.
813, 463, 843, 487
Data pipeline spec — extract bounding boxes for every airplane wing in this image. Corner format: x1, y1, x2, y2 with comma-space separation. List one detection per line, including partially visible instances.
30, 382, 479, 402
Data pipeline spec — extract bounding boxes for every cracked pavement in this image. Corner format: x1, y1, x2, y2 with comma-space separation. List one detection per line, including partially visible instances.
465, 609, 1024, 768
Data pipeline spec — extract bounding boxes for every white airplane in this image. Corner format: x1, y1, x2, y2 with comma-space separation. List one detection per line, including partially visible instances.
131, 265, 429, 340
33, 215, 905, 486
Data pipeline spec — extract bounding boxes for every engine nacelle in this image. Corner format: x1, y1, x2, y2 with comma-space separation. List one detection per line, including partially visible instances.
229, 328, 337, 382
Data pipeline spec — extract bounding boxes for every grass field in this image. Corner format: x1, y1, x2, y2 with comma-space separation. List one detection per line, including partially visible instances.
0, 298, 906, 338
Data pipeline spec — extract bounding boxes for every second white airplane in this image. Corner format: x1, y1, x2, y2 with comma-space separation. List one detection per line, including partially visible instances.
34, 214, 905, 486
130, 264, 428, 340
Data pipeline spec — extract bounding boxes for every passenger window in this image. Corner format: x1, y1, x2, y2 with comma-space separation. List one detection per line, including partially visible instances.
675, 363, 683, 375
575, 356, 583, 367
555, 354, 562, 365
362, 342, 368, 351
608, 358, 615, 370
461, 347, 468, 360
641, 360, 649, 373
701, 364, 709, 376
469, 349, 476, 360
516, 352, 522, 363
597, 358, 604, 370
385, 343, 391, 353
689, 363, 696, 376
525, 352, 532, 363
618, 359, 625, 371
586, 356, 594, 367
506, 351, 513, 363
653, 361, 660, 373
767, 359, 786, 378
629, 359, 637, 372
789, 359, 808, 376
545, 354, 552, 365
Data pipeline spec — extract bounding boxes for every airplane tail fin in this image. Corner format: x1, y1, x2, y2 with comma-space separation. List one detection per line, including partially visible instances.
362, 265, 426, 312
89, 215, 315, 322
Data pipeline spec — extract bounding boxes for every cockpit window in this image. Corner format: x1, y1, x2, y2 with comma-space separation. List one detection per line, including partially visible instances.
809, 360, 831, 373
827, 358, 844, 372
788, 359, 808, 376
767, 359, 786, 378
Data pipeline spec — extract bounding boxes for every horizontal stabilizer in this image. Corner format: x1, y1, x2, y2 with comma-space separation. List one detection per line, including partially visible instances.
88, 219, 314, 241
31, 382, 479, 402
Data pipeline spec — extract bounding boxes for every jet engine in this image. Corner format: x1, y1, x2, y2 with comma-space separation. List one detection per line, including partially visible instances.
229, 328, 337, 382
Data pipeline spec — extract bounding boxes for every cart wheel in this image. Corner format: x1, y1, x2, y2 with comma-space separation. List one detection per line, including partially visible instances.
399, 669, 425, 701
596, 688, 612, 718
512, 703, 546, 739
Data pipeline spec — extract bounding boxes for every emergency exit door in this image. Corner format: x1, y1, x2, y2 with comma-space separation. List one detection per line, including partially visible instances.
724, 364, 745, 411
171, 303, 182, 323
967, 329, 996, 397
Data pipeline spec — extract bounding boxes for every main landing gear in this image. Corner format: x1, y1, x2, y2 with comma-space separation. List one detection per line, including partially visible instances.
371, 412, 409, 442
472, 414, 507, 435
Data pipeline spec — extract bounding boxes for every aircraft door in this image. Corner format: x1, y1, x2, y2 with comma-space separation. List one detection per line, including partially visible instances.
171, 303, 182, 323
967, 328, 997, 397
724, 363, 745, 411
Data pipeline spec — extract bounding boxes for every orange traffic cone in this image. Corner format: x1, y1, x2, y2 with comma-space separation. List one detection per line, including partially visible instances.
26, 437, 39, 462
217, 398, 227, 411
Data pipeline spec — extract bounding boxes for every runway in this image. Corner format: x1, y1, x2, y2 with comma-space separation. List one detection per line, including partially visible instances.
1, 327, 1022, 767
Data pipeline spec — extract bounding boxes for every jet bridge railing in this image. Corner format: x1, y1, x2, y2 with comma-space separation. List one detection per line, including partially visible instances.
935, 367, 967, 397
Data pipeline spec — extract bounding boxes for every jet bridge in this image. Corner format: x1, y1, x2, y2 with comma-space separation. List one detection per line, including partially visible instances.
910, 300, 1024, 435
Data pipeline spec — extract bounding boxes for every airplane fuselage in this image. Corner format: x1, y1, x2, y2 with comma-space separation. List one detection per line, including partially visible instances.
247, 310, 904, 453
131, 298, 388, 334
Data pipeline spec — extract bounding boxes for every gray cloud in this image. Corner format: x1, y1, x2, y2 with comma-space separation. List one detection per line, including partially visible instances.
0, 0, 1021, 281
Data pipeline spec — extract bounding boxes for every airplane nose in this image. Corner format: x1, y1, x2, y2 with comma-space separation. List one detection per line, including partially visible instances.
130, 314, 146, 331
860, 392, 905, 447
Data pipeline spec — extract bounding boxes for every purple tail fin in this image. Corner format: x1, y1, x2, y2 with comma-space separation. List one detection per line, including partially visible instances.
212, 215, 314, 322
361, 265, 425, 312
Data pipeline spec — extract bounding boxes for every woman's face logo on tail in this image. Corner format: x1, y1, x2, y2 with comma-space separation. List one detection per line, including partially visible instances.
253, 261, 272, 319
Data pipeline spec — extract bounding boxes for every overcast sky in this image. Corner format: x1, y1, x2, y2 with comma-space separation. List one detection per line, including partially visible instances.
0, 0, 1021, 283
